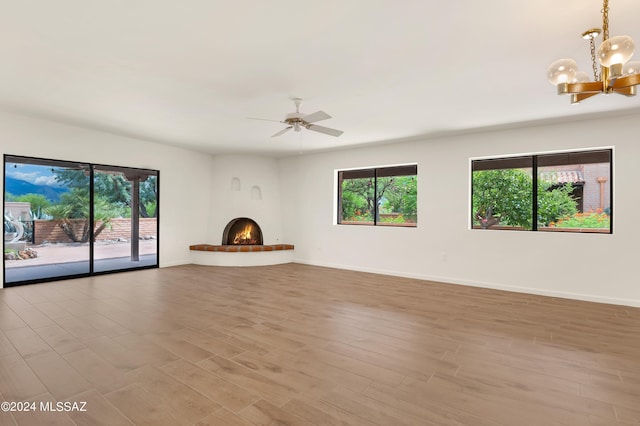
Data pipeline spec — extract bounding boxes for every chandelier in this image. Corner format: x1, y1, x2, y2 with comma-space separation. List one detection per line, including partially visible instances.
547, 0, 640, 104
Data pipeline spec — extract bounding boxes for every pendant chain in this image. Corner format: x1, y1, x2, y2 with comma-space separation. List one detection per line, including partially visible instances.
602, 0, 609, 41
589, 37, 600, 81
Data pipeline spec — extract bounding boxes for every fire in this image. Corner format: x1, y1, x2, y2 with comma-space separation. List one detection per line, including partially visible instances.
233, 224, 256, 244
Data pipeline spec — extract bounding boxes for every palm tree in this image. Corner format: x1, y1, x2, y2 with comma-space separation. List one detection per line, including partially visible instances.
45, 189, 118, 242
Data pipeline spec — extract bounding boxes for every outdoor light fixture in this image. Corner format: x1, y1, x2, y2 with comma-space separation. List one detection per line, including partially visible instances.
547, 0, 640, 104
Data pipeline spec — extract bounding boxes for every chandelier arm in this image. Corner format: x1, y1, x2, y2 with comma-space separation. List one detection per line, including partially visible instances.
612, 86, 637, 97
558, 81, 604, 95
611, 74, 640, 89
571, 92, 601, 104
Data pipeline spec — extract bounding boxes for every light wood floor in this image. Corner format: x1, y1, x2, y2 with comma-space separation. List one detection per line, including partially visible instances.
1, 264, 639, 425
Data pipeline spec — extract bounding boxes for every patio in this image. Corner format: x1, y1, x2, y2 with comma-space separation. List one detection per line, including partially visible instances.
4, 240, 157, 283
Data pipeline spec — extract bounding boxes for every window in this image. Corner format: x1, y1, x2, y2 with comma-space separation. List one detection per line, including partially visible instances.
471, 149, 612, 233
337, 164, 417, 227
4, 155, 159, 286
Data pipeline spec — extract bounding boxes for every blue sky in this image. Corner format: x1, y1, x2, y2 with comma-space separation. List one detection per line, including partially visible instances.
5, 163, 62, 187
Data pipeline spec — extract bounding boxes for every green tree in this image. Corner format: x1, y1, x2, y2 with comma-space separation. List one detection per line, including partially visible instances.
472, 169, 577, 229
51, 168, 90, 191
53, 169, 157, 218
13, 193, 51, 218
473, 169, 533, 228
341, 188, 371, 221
93, 172, 131, 212
139, 176, 158, 218
380, 176, 417, 222
341, 175, 417, 223
341, 178, 374, 221
537, 181, 577, 226
45, 189, 119, 242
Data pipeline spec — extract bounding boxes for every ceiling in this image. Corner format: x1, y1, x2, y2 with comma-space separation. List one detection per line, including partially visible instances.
1, 0, 640, 157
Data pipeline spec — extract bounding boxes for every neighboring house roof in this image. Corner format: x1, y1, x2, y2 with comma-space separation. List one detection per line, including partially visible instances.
539, 171, 585, 185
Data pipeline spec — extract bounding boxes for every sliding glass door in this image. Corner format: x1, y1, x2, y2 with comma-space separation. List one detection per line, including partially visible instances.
92, 166, 158, 273
4, 157, 91, 283
3, 155, 159, 286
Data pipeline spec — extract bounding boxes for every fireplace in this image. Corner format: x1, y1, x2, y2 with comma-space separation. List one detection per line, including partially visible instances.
222, 217, 263, 245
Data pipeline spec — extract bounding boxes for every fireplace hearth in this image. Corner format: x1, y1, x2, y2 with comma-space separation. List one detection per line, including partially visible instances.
191, 217, 292, 264
222, 217, 263, 245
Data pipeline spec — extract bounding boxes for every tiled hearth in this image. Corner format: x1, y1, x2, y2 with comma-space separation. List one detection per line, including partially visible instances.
189, 244, 294, 252
189, 243, 294, 266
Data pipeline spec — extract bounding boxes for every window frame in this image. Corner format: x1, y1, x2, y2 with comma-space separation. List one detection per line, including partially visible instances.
336, 164, 417, 227
3, 154, 160, 287
470, 148, 612, 234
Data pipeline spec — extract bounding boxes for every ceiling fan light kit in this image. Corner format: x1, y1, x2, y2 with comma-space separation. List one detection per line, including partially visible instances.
250, 98, 344, 138
547, 0, 640, 104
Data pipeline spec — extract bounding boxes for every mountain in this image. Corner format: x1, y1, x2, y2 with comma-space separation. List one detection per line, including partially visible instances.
4, 177, 68, 202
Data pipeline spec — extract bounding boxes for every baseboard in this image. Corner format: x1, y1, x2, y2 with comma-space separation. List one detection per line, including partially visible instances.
159, 258, 193, 268
293, 258, 640, 308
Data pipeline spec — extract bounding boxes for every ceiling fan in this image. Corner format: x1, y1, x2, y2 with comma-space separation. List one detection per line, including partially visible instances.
249, 98, 343, 138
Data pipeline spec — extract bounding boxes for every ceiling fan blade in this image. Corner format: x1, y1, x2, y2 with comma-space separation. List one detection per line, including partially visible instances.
272, 126, 293, 137
306, 124, 343, 137
247, 117, 282, 123
303, 110, 331, 123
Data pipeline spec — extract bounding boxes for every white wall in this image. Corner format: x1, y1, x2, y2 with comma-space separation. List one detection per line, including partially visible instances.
279, 113, 640, 307
205, 155, 284, 245
3, 109, 639, 307
0, 111, 214, 287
